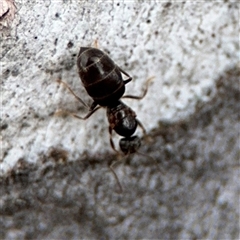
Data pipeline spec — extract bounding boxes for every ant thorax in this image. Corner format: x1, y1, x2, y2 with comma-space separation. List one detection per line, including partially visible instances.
106, 100, 137, 137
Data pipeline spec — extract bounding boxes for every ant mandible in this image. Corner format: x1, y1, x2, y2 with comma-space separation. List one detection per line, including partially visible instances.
58, 42, 158, 191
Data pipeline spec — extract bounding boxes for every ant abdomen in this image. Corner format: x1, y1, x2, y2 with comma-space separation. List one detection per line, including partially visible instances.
77, 47, 129, 106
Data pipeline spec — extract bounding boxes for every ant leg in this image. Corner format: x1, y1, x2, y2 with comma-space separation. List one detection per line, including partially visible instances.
108, 127, 125, 192
109, 163, 123, 193
89, 101, 98, 111
118, 67, 132, 85
57, 79, 89, 109
136, 151, 165, 175
108, 126, 119, 154
56, 106, 102, 120
135, 120, 161, 172
136, 118, 153, 144
123, 76, 155, 100
136, 119, 147, 136
71, 106, 101, 120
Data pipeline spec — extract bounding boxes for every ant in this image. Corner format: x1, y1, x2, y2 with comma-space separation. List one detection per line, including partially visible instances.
58, 42, 160, 192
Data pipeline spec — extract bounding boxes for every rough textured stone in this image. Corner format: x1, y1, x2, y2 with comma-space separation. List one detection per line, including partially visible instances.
1, 1, 239, 239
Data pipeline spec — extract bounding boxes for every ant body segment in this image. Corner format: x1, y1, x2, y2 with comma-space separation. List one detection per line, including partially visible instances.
58, 43, 158, 191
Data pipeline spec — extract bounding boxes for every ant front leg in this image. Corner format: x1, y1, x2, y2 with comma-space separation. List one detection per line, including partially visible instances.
108, 126, 125, 193
109, 162, 123, 193
123, 76, 155, 100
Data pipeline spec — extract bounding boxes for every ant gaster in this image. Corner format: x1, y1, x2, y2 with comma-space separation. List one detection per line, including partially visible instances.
58, 43, 157, 192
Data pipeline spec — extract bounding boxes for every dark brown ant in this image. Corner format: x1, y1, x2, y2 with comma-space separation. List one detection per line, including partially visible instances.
77, 47, 133, 109
58, 43, 158, 192
59, 44, 152, 153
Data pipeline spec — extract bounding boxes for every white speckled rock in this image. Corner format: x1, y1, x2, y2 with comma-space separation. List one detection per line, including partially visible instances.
1, 1, 238, 174
1, 1, 239, 239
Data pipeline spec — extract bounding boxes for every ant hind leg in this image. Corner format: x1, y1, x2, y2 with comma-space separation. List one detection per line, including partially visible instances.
55, 106, 101, 120
57, 79, 89, 109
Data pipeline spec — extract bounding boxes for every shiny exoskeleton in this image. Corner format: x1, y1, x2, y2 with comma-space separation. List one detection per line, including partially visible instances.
58, 45, 156, 192
73, 46, 150, 155
77, 47, 132, 109
119, 136, 141, 155
106, 100, 144, 155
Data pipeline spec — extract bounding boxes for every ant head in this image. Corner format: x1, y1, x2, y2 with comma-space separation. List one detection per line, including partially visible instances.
107, 101, 138, 138
119, 136, 141, 155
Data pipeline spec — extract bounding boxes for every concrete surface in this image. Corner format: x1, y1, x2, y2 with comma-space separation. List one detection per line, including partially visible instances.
1, 1, 239, 239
